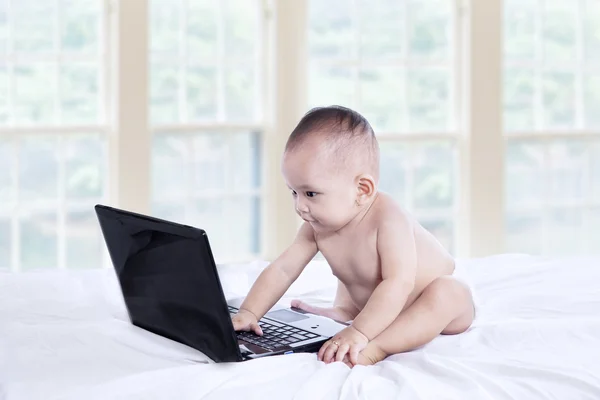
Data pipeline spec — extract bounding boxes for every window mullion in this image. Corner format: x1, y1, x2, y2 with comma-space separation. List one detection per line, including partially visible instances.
109, 0, 150, 214
458, 0, 504, 257
263, 0, 308, 261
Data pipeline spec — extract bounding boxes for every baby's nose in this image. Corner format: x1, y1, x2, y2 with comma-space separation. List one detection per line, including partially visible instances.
295, 198, 309, 213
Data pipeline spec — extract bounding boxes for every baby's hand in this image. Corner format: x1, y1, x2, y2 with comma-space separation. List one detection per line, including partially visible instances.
231, 309, 263, 336
318, 325, 368, 365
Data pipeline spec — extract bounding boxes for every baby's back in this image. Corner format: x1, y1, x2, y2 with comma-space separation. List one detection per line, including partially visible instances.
316, 192, 454, 311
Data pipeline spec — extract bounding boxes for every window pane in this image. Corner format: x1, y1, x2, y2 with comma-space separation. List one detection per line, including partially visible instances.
407, 0, 450, 61
150, 0, 261, 125
309, 66, 354, 108
546, 140, 587, 202
60, 64, 99, 124
149, 0, 180, 55
547, 208, 584, 256
588, 208, 600, 251
225, 67, 254, 121
186, 66, 217, 121
0, 137, 13, 204
583, 73, 600, 129
0, 217, 9, 269
223, 0, 257, 62
358, 0, 404, 60
187, 1, 217, 61
13, 0, 54, 53
60, 0, 100, 54
359, 67, 404, 132
66, 209, 102, 269
413, 142, 455, 209
542, 71, 575, 129
407, 68, 449, 131
224, 196, 260, 256
583, 0, 600, 65
379, 143, 408, 204
14, 64, 56, 124
65, 135, 104, 199
542, 0, 576, 64
308, 0, 354, 59
152, 133, 191, 199
506, 213, 543, 254
191, 198, 226, 257
19, 137, 58, 201
20, 211, 57, 270
151, 65, 179, 124
505, 141, 544, 209
504, 0, 536, 61
504, 68, 534, 131
592, 142, 600, 201
230, 132, 261, 190
0, 64, 8, 124
0, 0, 7, 55
191, 134, 227, 192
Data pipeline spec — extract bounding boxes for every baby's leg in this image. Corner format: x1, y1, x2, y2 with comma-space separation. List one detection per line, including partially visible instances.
292, 280, 359, 323
356, 276, 474, 366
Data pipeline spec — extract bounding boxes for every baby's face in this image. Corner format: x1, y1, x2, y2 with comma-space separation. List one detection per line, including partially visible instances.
281, 146, 358, 233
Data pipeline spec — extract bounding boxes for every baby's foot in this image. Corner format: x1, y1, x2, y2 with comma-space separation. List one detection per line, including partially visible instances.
290, 300, 350, 322
353, 342, 388, 366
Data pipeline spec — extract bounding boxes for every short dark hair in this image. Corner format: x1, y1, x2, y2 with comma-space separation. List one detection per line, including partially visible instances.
285, 105, 374, 151
284, 105, 380, 177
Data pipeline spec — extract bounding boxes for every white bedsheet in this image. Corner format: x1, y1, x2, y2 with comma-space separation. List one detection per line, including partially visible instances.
1, 254, 600, 400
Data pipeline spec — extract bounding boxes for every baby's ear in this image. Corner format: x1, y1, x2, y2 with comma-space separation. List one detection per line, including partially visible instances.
355, 174, 376, 205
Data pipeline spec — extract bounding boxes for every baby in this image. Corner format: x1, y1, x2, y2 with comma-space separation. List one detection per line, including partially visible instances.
231, 106, 475, 367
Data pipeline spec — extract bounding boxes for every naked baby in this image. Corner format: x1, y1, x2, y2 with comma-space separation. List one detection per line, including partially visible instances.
231, 106, 475, 367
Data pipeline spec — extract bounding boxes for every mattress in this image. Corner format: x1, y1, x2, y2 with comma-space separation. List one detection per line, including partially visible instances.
1, 254, 600, 400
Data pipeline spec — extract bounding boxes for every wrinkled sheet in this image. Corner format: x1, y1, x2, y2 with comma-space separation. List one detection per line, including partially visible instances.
1, 254, 600, 400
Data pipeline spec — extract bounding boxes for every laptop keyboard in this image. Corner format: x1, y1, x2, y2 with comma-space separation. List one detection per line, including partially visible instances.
229, 306, 320, 350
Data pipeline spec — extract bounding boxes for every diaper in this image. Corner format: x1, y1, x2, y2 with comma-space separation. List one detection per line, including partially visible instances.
452, 260, 478, 318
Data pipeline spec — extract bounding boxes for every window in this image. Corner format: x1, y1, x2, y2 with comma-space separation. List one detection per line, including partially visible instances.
3, 0, 598, 273
149, 0, 264, 262
0, 0, 107, 270
504, 0, 600, 255
308, 0, 458, 252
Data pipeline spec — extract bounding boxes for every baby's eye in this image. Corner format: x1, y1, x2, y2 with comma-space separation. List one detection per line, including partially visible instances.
306, 191, 317, 198
291, 190, 297, 196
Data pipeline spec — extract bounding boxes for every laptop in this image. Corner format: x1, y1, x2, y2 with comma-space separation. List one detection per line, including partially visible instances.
94, 204, 347, 363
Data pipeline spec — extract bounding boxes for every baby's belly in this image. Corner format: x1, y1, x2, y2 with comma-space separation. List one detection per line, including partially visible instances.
345, 283, 380, 310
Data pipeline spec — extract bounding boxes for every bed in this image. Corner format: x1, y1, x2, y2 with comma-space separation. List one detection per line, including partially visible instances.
1, 254, 600, 400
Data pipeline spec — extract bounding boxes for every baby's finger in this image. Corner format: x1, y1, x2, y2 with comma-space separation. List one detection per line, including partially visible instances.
251, 322, 263, 336
317, 342, 329, 361
349, 346, 360, 366
324, 343, 338, 363
335, 344, 350, 362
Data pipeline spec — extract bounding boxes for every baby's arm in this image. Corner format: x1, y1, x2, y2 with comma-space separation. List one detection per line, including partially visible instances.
350, 214, 417, 341
237, 222, 318, 321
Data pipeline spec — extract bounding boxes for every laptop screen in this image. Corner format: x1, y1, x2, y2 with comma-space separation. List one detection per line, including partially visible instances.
95, 205, 242, 363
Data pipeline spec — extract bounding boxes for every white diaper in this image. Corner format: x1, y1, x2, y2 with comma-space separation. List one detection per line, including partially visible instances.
452, 261, 478, 318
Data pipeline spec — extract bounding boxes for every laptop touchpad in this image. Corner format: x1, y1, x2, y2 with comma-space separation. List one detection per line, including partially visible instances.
266, 309, 309, 323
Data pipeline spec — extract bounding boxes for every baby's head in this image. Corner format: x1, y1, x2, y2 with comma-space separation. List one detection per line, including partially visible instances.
282, 105, 380, 233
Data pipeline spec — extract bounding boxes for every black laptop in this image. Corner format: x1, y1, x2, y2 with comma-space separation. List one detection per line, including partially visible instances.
94, 204, 346, 362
